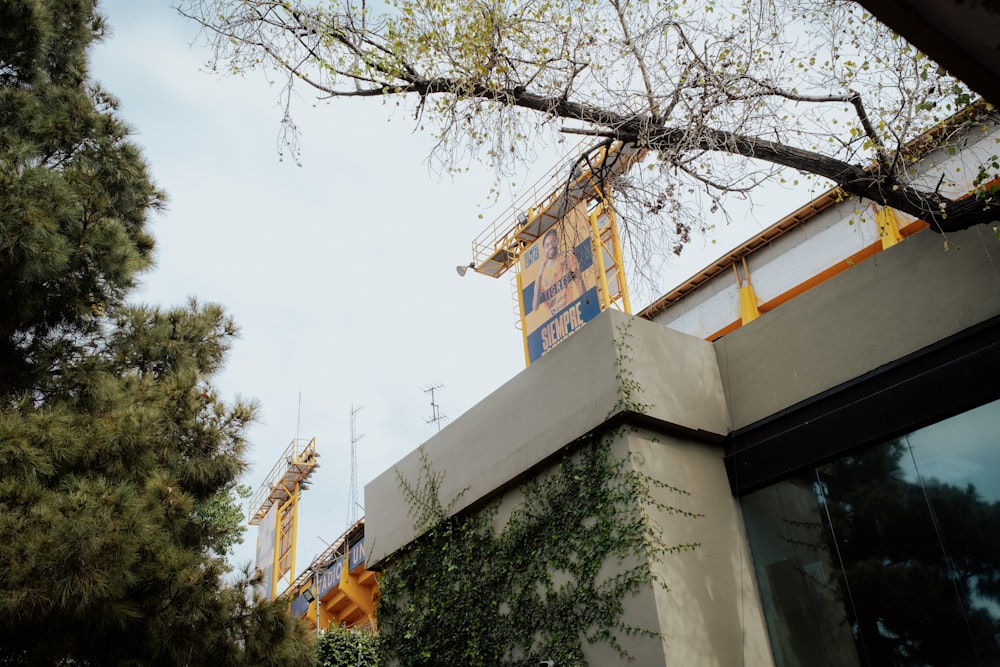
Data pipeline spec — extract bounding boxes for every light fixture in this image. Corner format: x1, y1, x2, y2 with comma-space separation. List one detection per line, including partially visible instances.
302, 588, 315, 602
517, 211, 529, 226
456, 262, 475, 277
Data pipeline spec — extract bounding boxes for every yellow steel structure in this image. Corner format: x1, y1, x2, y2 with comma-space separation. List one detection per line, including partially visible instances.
589, 187, 632, 315
471, 141, 643, 279
471, 141, 643, 364
873, 202, 905, 250
733, 258, 761, 326
250, 437, 319, 601
289, 518, 378, 632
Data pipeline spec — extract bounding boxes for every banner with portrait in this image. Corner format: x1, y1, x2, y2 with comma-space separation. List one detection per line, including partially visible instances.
254, 502, 278, 600
520, 200, 600, 364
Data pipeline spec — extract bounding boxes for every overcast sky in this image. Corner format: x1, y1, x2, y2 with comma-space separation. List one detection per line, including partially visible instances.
88, 1, 787, 576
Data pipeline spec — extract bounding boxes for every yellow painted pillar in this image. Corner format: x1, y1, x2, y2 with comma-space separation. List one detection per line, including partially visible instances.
733, 259, 761, 325
337, 552, 376, 617
589, 208, 613, 310
873, 203, 904, 249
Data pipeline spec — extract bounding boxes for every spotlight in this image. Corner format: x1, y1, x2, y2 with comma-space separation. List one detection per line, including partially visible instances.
456, 262, 475, 277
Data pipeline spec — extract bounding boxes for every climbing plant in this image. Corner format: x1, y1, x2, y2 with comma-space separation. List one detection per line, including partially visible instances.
610, 318, 652, 416
316, 625, 381, 667
376, 431, 700, 666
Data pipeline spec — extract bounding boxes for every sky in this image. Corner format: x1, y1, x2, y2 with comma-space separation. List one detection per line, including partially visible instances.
88, 1, 784, 576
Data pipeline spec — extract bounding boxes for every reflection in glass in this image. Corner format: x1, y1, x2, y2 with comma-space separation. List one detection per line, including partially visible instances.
743, 399, 1000, 666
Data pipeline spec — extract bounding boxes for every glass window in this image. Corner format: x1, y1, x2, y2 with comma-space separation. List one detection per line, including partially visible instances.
743, 399, 1000, 667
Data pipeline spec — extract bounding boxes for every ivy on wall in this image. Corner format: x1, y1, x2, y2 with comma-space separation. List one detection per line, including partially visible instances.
611, 319, 651, 416
376, 430, 700, 666
316, 625, 381, 667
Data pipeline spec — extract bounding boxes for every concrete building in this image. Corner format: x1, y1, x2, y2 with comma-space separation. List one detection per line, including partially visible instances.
365, 115, 1000, 665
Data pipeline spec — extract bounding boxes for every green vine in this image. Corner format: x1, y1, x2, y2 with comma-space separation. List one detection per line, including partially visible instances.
376, 430, 700, 666
394, 446, 467, 535
317, 625, 381, 667
611, 319, 652, 415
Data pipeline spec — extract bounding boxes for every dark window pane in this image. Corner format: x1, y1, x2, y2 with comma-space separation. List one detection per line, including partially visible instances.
743, 399, 1000, 667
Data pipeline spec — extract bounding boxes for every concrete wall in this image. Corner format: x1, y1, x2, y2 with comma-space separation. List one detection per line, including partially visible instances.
473, 428, 774, 666
473, 433, 671, 667
715, 225, 1000, 430
623, 428, 774, 667
365, 308, 730, 566
363, 309, 772, 664
855, 0, 1000, 108
362, 221, 1000, 662
654, 197, 873, 339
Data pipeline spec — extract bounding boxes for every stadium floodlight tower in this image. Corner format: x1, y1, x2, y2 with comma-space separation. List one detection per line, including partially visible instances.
466, 141, 645, 366
248, 437, 320, 601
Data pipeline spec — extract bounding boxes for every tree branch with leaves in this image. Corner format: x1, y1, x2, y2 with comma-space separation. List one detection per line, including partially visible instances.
180, 0, 999, 252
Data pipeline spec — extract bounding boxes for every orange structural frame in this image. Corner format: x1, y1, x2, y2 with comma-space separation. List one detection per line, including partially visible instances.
289, 519, 378, 633
705, 217, 929, 341
321, 557, 378, 629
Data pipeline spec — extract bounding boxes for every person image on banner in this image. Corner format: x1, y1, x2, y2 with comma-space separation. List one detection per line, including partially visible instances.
531, 227, 587, 319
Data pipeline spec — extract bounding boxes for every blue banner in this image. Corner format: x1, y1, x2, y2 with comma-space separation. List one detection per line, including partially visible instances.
316, 555, 345, 599
519, 201, 602, 365
290, 593, 311, 617
525, 286, 601, 362
254, 503, 278, 600
349, 537, 365, 572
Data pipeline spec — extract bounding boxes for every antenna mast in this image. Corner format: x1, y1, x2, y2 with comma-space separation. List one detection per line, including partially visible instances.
347, 404, 363, 526
295, 391, 302, 442
424, 384, 447, 432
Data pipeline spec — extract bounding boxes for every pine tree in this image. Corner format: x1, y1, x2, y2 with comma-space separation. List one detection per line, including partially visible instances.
0, 0, 157, 396
0, 2, 315, 664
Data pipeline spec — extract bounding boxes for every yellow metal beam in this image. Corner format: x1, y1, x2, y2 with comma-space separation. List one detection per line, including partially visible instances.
607, 203, 632, 314
733, 259, 761, 325
248, 437, 319, 525
590, 205, 613, 311
272, 488, 300, 600
337, 554, 376, 617
589, 189, 631, 314
873, 203, 904, 250
470, 141, 645, 279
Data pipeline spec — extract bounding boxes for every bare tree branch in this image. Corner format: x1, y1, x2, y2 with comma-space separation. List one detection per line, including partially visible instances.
177, 0, 999, 244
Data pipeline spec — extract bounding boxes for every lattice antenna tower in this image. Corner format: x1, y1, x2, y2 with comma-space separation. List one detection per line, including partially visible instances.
424, 384, 447, 432
347, 404, 363, 527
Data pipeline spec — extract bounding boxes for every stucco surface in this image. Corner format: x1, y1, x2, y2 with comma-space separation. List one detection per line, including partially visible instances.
623, 430, 774, 666
365, 309, 729, 566
715, 226, 1000, 430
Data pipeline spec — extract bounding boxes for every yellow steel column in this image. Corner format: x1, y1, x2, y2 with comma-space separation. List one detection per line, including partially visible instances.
873, 203, 904, 250
272, 484, 300, 600
589, 206, 613, 310
606, 200, 632, 314
733, 259, 761, 325
271, 506, 282, 601
338, 549, 376, 617
289, 482, 300, 594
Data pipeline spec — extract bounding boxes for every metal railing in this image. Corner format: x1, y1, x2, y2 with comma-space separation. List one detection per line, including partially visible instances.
248, 437, 319, 525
